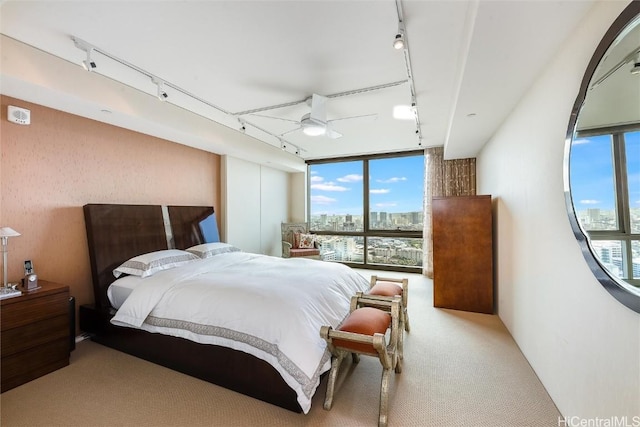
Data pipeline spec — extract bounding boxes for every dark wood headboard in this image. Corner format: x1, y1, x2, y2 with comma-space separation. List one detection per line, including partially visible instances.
83, 204, 217, 309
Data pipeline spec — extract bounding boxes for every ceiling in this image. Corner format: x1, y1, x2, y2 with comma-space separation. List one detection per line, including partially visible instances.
0, 0, 597, 172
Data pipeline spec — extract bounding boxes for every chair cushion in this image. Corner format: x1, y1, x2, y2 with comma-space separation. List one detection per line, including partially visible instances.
289, 248, 320, 258
369, 282, 403, 297
335, 307, 390, 354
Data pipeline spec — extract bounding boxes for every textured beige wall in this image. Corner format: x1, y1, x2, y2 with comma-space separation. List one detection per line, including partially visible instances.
0, 96, 220, 331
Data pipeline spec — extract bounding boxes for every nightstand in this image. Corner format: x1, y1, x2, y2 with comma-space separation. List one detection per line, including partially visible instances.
1, 280, 71, 392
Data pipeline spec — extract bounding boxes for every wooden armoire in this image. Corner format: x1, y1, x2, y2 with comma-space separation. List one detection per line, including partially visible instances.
432, 195, 493, 314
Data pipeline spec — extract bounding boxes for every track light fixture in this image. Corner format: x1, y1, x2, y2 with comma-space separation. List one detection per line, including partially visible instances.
152, 77, 168, 101
393, 32, 405, 50
72, 36, 97, 72
82, 49, 97, 72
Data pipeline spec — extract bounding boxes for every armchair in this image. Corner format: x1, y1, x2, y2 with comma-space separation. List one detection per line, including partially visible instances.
281, 222, 321, 259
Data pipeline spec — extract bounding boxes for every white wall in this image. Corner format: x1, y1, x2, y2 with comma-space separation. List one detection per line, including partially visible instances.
289, 171, 307, 223
222, 155, 288, 256
477, 0, 639, 420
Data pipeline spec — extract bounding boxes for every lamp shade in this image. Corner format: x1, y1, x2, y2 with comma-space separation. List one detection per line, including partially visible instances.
0, 227, 20, 238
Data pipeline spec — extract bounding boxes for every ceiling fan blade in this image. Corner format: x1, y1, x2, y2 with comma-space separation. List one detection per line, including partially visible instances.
309, 93, 328, 123
249, 113, 300, 124
280, 127, 303, 137
328, 113, 378, 124
325, 123, 343, 139
327, 129, 343, 139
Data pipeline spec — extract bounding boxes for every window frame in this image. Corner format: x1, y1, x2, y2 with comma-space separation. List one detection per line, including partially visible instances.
307, 150, 424, 273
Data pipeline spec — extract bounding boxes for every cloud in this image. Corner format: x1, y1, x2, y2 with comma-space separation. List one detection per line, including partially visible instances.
580, 199, 600, 205
572, 138, 590, 145
310, 175, 324, 183
337, 174, 363, 183
370, 188, 390, 194
376, 177, 407, 184
311, 195, 337, 205
311, 182, 349, 191
375, 202, 397, 208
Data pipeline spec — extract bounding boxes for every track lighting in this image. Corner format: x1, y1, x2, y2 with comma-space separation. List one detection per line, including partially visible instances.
82, 49, 97, 72
152, 77, 168, 101
72, 36, 97, 72
393, 33, 405, 50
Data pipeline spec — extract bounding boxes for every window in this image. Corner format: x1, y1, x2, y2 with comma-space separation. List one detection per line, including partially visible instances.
570, 128, 640, 286
308, 151, 424, 272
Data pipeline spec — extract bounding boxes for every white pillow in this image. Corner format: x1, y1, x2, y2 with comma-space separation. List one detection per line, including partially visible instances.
186, 242, 241, 259
113, 249, 200, 278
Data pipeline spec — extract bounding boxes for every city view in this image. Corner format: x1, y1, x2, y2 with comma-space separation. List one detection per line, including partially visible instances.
309, 156, 424, 268
573, 208, 640, 279
310, 213, 424, 267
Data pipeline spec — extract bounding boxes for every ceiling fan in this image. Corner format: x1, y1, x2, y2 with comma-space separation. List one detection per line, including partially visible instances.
251, 93, 377, 139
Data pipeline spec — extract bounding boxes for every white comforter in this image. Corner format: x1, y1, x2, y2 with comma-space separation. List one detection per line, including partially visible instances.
111, 252, 370, 413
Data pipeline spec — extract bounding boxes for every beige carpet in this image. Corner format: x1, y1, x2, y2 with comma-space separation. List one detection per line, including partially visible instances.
0, 270, 561, 426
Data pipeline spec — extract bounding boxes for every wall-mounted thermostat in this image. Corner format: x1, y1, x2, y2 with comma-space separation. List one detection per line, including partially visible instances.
7, 105, 31, 125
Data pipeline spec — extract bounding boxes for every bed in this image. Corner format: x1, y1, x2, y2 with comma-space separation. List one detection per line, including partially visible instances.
79, 203, 370, 413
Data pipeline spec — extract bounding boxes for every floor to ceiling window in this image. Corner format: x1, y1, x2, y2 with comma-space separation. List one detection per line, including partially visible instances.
570, 128, 640, 286
308, 151, 424, 272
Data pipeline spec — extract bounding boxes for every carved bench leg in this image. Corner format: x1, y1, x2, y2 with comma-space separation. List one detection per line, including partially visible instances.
378, 367, 392, 427
324, 351, 345, 410
403, 306, 410, 332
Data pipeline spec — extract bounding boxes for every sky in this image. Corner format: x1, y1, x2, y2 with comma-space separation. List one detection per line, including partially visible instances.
309, 155, 424, 216
570, 131, 639, 212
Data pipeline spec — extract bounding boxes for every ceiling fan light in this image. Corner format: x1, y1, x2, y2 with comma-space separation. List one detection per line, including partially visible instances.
393, 104, 415, 120
302, 125, 326, 136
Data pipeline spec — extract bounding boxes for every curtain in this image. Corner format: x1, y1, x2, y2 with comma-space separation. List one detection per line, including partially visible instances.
422, 147, 476, 277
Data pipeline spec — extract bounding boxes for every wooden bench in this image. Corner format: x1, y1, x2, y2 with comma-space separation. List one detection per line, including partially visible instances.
320, 295, 402, 427
369, 275, 410, 332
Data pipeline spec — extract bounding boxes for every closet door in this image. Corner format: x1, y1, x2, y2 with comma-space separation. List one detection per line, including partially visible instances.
432, 195, 493, 314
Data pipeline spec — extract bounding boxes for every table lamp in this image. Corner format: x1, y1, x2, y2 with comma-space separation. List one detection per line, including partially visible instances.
0, 227, 21, 288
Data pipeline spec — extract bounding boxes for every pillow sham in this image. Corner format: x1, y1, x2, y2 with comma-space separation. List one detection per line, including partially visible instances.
186, 242, 241, 259
297, 233, 316, 249
113, 249, 200, 278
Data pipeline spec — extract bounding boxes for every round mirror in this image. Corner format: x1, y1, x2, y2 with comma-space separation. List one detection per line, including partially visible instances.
566, 1, 640, 313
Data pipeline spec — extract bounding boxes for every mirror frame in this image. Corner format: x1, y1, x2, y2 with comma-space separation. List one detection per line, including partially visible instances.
564, 0, 640, 313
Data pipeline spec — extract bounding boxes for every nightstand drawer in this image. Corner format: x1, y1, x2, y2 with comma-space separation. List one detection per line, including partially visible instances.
1, 292, 68, 331
1, 314, 69, 357
0, 281, 71, 392
1, 337, 70, 392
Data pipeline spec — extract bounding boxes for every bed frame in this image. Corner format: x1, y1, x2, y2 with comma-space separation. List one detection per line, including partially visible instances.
79, 203, 302, 412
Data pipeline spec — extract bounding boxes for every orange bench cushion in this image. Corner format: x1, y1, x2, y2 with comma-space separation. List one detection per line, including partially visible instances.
369, 282, 403, 297
334, 307, 390, 354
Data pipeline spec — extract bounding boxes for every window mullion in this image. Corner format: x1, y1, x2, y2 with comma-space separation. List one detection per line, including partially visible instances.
613, 133, 630, 233
363, 159, 369, 265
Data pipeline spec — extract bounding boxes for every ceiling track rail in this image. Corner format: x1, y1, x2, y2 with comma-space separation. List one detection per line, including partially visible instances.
232, 80, 409, 116
70, 35, 304, 157
395, 0, 422, 146
589, 46, 640, 89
